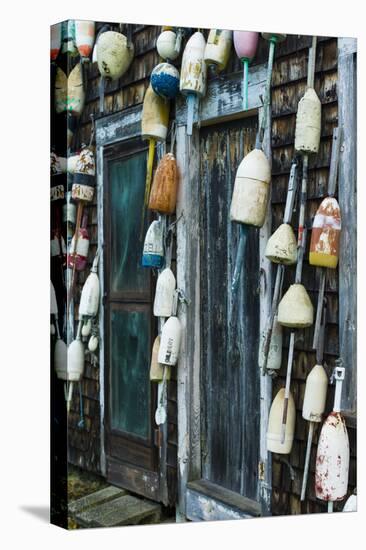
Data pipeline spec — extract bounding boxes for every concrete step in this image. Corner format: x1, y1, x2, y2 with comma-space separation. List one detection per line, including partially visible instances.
69, 486, 126, 516
72, 489, 161, 528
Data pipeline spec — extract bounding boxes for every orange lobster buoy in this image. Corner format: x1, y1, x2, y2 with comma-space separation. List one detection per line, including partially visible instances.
148, 153, 178, 214
309, 197, 341, 269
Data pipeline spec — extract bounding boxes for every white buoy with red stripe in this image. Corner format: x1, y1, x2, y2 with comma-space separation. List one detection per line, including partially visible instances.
51, 23, 62, 62
75, 20, 95, 61
180, 31, 207, 135
67, 212, 90, 272
315, 365, 350, 510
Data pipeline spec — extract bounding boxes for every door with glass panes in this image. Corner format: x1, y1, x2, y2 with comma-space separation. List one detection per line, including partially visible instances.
103, 139, 159, 500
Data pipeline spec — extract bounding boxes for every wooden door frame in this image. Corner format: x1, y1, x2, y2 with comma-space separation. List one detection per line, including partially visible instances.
96, 107, 168, 502
174, 64, 273, 521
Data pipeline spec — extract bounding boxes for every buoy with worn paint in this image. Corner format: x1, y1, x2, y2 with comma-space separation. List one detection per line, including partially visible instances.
61, 20, 78, 55
309, 197, 341, 269
50, 152, 66, 202
148, 153, 178, 215
265, 223, 297, 265
151, 63, 180, 99
97, 30, 134, 80
51, 23, 62, 61
278, 283, 314, 328
204, 29, 232, 72
67, 212, 89, 271
267, 388, 295, 454
233, 31, 259, 109
72, 146, 96, 203
54, 63, 85, 116
343, 494, 357, 512
154, 268, 176, 317
88, 334, 99, 352
156, 29, 181, 61
295, 88, 321, 154
315, 366, 349, 507
150, 335, 171, 382
230, 148, 271, 294
79, 252, 100, 317
74, 20, 95, 61
180, 31, 207, 135
141, 85, 170, 142
259, 315, 282, 371
158, 316, 182, 366
142, 220, 165, 268
303, 364, 328, 422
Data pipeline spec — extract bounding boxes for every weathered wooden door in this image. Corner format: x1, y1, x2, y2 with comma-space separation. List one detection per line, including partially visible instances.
198, 118, 262, 510
103, 138, 160, 501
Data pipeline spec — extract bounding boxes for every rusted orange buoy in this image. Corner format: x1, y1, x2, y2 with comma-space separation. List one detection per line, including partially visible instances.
148, 153, 178, 214
309, 197, 341, 269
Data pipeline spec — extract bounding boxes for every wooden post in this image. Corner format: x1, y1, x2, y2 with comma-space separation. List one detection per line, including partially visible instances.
337, 38, 357, 414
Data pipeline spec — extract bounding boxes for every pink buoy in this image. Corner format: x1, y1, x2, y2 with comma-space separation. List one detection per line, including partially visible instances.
233, 31, 259, 110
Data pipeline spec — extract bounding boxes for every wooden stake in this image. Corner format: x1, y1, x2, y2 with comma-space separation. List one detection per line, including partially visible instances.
243, 59, 249, 110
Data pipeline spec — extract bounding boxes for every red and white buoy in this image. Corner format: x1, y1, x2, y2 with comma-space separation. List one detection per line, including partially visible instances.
51, 23, 62, 62
67, 212, 90, 272
74, 20, 95, 61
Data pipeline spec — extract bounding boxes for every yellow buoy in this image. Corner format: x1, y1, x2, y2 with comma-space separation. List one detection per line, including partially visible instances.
204, 29, 232, 72
267, 388, 295, 454
97, 31, 134, 80
278, 283, 314, 328
150, 335, 171, 382
141, 85, 170, 142
309, 197, 341, 268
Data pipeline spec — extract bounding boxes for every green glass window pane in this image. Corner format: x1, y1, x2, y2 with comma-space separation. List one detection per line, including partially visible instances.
109, 152, 149, 294
110, 307, 150, 438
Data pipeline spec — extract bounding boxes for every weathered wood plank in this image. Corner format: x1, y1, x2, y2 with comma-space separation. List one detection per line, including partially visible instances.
95, 104, 142, 146
175, 64, 267, 127
338, 38, 357, 413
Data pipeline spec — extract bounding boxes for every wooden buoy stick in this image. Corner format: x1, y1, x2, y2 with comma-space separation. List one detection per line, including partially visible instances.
67, 201, 84, 314
307, 37, 317, 90
186, 93, 195, 136
258, 38, 275, 146
312, 269, 326, 349
231, 225, 249, 294
243, 59, 249, 110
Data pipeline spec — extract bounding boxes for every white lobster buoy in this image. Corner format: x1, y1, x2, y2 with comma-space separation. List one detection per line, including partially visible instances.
265, 223, 297, 265
142, 220, 165, 268
259, 316, 282, 371
81, 318, 92, 337
278, 284, 314, 328
204, 29, 233, 72
67, 338, 85, 381
343, 494, 357, 512
54, 339, 68, 380
230, 149, 271, 227
74, 20, 95, 60
88, 334, 99, 352
97, 31, 134, 80
79, 254, 100, 317
295, 88, 321, 154
158, 316, 182, 366
267, 388, 295, 454
315, 412, 350, 502
156, 30, 180, 61
154, 268, 176, 317
302, 364, 328, 422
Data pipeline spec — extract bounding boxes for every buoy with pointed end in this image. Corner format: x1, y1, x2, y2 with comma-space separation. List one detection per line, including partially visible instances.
295, 88, 321, 154
180, 31, 207, 135
151, 63, 180, 99
54, 63, 85, 116
74, 20, 95, 60
67, 338, 85, 382
97, 31, 134, 80
267, 389, 295, 454
79, 252, 100, 317
67, 212, 89, 271
142, 220, 165, 268
233, 31, 259, 110
258, 315, 282, 371
148, 153, 178, 215
156, 30, 181, 61
343, 494, 357, 512
278, 283, 314, 328
154, 268, 176, 317
51, 23, 62, 61
303, 364, 328, 423
309, 197, 341, 268
72, 146, 96, 203
158, 316, 182, 366
204, 30, 232, 72
265, 223, 297, 265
